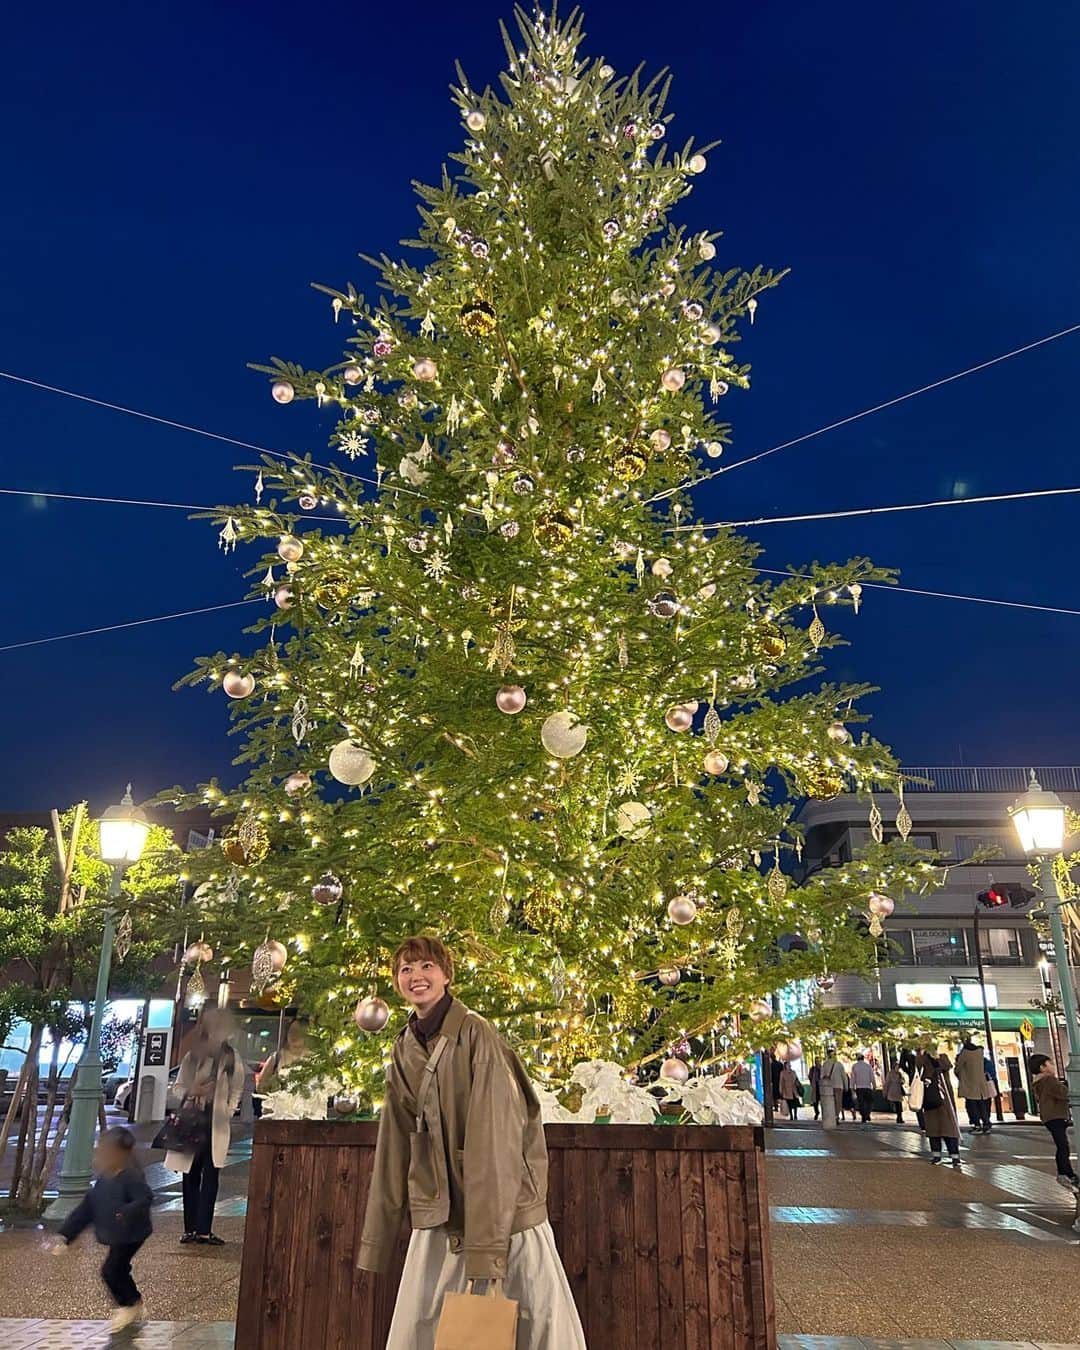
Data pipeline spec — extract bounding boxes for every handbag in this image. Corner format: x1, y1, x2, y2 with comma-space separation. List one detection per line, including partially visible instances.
908, 1073, 925, 1110
921, 1073, 943, 1111
435, 1280, 519, 1350
158, 1052, 219, 1153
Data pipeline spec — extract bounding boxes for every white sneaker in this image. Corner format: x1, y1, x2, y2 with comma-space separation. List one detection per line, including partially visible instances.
1056, 1175, 1079, 1192
109, 1301, 143, 1333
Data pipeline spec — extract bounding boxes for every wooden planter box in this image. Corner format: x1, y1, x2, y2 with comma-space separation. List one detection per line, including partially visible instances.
237, 1119, 775, 1350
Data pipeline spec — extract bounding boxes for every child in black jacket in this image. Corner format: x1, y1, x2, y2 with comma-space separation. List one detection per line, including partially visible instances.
56, 1126, 153, 1333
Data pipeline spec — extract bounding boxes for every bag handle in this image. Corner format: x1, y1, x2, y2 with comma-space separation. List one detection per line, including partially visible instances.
414, 1037, 448, 1131
465, 1278, 504, 1298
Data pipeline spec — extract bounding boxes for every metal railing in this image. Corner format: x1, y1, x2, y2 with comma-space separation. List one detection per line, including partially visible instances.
900, 766, 1080, 794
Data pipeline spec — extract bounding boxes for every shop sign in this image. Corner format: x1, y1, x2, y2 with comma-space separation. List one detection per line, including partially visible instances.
959, 984, 998, 1010
896, 983, 952, 1008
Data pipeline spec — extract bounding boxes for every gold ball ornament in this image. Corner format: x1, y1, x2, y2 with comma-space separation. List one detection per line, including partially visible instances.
313, 574, 350, 610
611, 445, 648, 482
220, 821, 270, 867
826, 721, 852, 744
540, 711, 588, 758
753, 625, 787, 660
534, 510, 574, 551
496, 684, 527, 715
412, 357, 438, 382
271, 380, 295, 404
615, 800, 652, 840
667, 894, 699, 926
703, 749, 729, 775
328, 739, 376, 786
277, 535, 304, 563
659, 1057, 690, 1085
354, 995, 391, 1033
283, 770, 312, 796
222, 670, 255, 699
660, 367, 686, 392
465, 108, 486, 131
459, 299, 498, 338
665, 704, 694, 733
802, 763, 845, 800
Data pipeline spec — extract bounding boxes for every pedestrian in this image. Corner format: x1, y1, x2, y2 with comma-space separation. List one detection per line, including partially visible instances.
917, 1049, 961, 1166
166, 1006, 245, 1246
819, 1051, 848, 1128
357, 935, 586, 1349
52, 1125, 153, 1334
850, 1053, 876, 1124
1029, 1053, 1080, 1192
883, 1062, 908, 1122
255, 1019, 309, 1094
779, 1062, 803, 1120
809, 1059, 822, 1120
956, 1037, 993, 1134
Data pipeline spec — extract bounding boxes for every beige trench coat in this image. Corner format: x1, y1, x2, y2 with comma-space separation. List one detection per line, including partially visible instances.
165, 1045, 246, 1172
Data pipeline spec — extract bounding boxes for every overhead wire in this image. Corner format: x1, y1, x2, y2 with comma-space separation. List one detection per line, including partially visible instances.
0, 600, 262, 654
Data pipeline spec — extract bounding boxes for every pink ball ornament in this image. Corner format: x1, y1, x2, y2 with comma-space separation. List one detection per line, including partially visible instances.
496, 685, 527, 715
827, 721, 851, 744
660, 367, 686, 393
222, 671, 255, 699
354, 995, 391, 1033
703, 750, 729, 776
271, 381, 295, 404
787, 1040, 804, 1061
667, 894, 698, 926
664, 704, 694, 733
749, 999, 773, 1022
184, 941, 214, 964
659, 1057, 690, 1085
650, 428, 672, 451
274, 585, 294, 610
816, 974, 836, 992
412, 357, 438, 382
867, 892, 895, 919
259, 940, 289, 974
774, 1041, 791, 1062
658, 967, 681, 987
283, 771, 311, 797
342, 366, 363, 386
312, 872, 344, 906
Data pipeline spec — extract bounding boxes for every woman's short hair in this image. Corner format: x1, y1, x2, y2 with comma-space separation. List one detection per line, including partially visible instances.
392, 936, 454, 983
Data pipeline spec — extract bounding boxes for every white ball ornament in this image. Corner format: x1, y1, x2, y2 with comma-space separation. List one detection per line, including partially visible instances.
496, 685, 527, 715
827, 721, 852, 744
660, 1057, 690, 1085
650, 428, 672, 451
540, 712, 588, 758
699, 240, 717, 261
465, 109, 486, 131
688, 153, 707, 174
701, 324, 722, 345
615, 800, 652, 840
271, 381, 295, 404
787, 1040, 804, 1062
277, 535, 304, 563
412, 357, 438, 382
665, 704, 694, 733
354, 996, 390, 1033
222, 671, 255, 699
661, 367, 686, 392
667, 894, 698, 926
328, 739, 376, 786
703, 749, 729, 776
342, 366, 363, 386
705, 442, 724, 459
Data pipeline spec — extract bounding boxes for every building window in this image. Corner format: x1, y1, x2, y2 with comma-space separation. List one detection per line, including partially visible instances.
953, 834, 1006, 861
912, 928, 968, 966
888, 930, 915, 963
884, 831, 938, 850
977, 927, 1023, 966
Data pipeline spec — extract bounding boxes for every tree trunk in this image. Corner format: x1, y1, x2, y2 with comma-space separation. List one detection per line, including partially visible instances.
32, 1099, 70, 1211
27, 1034, 62, 1204
0, 1054, 31, 1189
8, 1024, 42, 1204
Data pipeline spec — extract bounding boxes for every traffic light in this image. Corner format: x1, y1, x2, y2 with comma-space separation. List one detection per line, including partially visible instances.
977, 887, 1008, 908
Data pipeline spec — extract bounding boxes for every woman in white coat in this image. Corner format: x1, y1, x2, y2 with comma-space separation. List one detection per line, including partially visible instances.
166, 1008, 245, 1245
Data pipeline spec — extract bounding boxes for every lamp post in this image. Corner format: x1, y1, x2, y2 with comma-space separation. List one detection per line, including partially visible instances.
1008, 773, 1080, 1125
46, 787, 149, 1219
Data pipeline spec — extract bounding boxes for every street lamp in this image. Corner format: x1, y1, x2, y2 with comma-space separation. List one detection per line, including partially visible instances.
46, 786, 149, 1219
1008, 772, 1080, 1134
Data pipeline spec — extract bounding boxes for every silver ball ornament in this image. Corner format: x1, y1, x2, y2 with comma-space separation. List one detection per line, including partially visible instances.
334, 1096, 359, 1117
222, 671, 255, 699
496, 685, 527, 715
354, 995, 390, 1033
667, 894, 698, 926
701, 323, 722, 345
298, 494, 318, 511
648, 590, 679, 619
688, 153, 707, 174
703, 749, 729, 776
274, 585, 294, 610
271, 381, 295, 404
826, 721, 852, 744
465, 109, 486, 132
312, 872, 344, 905
658, 967, 681, 987
699, 240, 717, 261
816, 974, 836, 992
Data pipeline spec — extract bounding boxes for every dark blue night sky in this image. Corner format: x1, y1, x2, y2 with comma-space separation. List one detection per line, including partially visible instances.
3, 2, 1078, 809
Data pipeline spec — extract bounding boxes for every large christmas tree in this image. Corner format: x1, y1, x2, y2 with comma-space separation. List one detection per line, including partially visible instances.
173, 7, 937, 1103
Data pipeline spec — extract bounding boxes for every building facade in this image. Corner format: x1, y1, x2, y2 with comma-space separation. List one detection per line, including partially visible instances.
796, 765, 1075, 1105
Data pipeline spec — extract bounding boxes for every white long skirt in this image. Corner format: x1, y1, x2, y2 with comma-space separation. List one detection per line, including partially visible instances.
386, 1221, 587, 1350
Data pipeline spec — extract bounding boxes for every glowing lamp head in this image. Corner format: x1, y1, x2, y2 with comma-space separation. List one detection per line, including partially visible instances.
1009, 771, 1067, 855
98, 786, 150, 865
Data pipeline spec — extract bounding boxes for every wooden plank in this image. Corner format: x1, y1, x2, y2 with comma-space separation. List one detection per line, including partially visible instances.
655, 1150, 686, 1345
631, 1149, 660, 1348
259, 1145, 299, 1350
547, 1142, 564, 1234
586, 1146, 613, 1338
608, 1148, 637, 1344
297, 1139, 341, 1350
546, 1123, 758, 1152
558, 1141, 590, 1331
236, 1135, 276, 1350
742, 1147, 776, 1350
726, 1152, 752, 1346
703, 1150, 735, 1350
680, 1150, 710, 1350
279, 1141, 317, 1347
326, 1146, 365, 1350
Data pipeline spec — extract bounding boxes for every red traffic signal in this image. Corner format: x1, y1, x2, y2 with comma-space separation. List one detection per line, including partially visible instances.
977, 887, 1008, 908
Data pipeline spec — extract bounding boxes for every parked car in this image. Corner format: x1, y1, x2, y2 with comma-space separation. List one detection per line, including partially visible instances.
113, 1064, 180, 1115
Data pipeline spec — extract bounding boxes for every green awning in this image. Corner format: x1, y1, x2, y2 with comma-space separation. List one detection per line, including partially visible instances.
892, 1008, 1047, 1029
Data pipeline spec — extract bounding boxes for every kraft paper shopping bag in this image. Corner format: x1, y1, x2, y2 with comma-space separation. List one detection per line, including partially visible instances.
434, 1280, 519, 1349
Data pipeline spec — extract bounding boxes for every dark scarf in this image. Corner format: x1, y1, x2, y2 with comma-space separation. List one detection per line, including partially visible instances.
410, 992, 454, 1048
